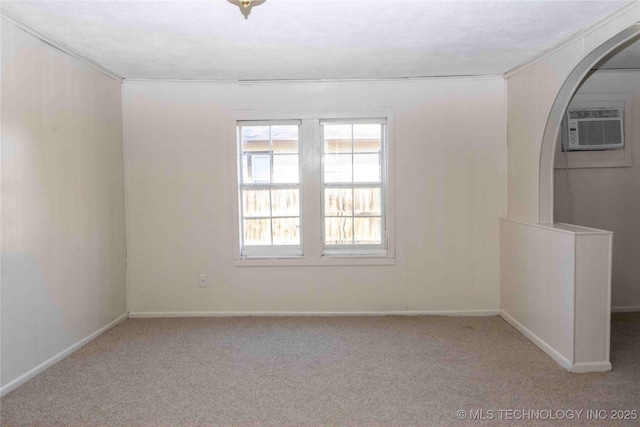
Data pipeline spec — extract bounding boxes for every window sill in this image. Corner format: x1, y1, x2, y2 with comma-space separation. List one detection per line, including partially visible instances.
233, 256, 396, 267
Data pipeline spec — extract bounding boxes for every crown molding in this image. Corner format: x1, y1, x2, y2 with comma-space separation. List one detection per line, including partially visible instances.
1, 10, 123, 82
505, 1, 640, 78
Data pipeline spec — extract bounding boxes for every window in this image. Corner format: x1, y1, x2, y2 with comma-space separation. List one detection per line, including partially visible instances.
322, 120, 385, 251
235, 117, 391, 262
238, 121, 302, 257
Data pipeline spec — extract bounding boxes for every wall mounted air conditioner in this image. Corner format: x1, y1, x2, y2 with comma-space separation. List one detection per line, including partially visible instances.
564, 107, 624, 151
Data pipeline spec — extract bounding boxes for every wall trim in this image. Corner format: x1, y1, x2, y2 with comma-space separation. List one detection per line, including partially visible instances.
128, 310, 500, 318
122, 74, 505, 85
0, 11, 123, 82
611, 306, 640, 313
500, 217, 611, 235
500, 309, 573, 372
0, 313, 128, 397
571, 362, 612, 373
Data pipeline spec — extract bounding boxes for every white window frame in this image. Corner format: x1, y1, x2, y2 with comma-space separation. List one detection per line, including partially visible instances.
321, 118, 388, 256
230, 110, 395, 267
237, 120, 303, 258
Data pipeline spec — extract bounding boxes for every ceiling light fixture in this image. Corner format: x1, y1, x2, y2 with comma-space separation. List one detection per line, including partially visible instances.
227, 0, 266, 19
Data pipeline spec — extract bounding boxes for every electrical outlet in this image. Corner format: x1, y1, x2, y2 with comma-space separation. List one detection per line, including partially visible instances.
199, 274, 208, 288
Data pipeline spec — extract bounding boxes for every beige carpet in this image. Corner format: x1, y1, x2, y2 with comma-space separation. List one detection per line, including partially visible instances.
2, 314, 639, 426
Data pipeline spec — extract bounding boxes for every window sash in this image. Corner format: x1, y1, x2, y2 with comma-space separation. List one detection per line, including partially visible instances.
320, 121, 387, 251
238, 121, 302, 256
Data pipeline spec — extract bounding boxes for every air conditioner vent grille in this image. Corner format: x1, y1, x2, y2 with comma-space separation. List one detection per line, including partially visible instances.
577, 121, 622, 146
568, 109, 621, 119
565, 107, 624, 151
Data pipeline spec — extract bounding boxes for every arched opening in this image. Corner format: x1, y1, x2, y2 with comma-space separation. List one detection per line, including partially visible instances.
551, 35, 640, 375
538, 24, 640, 224
536, 23, 640, 371
553, 35, 640, 314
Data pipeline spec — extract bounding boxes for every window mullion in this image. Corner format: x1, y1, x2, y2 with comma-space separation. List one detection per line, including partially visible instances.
301, 118, 322, 258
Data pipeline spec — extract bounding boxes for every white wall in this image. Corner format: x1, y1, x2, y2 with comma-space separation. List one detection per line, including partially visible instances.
554, 70, 640, 309
123, 78, 506, 315
1, 19, 127, 391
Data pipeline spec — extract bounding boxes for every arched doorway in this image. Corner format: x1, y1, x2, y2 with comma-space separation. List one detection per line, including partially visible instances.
553, 35, 640, 314
538, 24, 640, 224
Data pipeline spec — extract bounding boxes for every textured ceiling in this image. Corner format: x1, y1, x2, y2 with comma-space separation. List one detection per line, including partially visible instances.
0, 1, 632, 81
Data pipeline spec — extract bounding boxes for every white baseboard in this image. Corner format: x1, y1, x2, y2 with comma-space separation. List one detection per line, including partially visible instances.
500, 310, 613, 373
499, 309, 573, 372
128, 309, 500, 318
571, 361, 612, 373
611, 306, 640, 313
0, 313, 129, 397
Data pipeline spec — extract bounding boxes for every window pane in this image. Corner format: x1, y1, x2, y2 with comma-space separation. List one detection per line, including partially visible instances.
273, 155, 299, 183
242, 189, 271, 217
354, 217, 382, 244
242, 126, 270, 153
272, 218, 300, 245
324, 154, 352, 183
272, 140, 299, 154
325, 139, 352, 153
324, 188, 353, 216
353, 139, 381, 153
324, 124, 352, 153
272, 125, 299, 154
271, 189, 299, 216
243, 154, 271, 184
353, 124, 381, 139
354, 188, 381, 216
244, 219, 271, 245
353, 153, 380, 182
325, 217, 353, 245
353, 124, 381, 153
353, 132, 382, 153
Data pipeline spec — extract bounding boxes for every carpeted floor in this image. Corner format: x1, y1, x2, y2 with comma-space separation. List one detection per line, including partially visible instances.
1, 314, 639, 426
